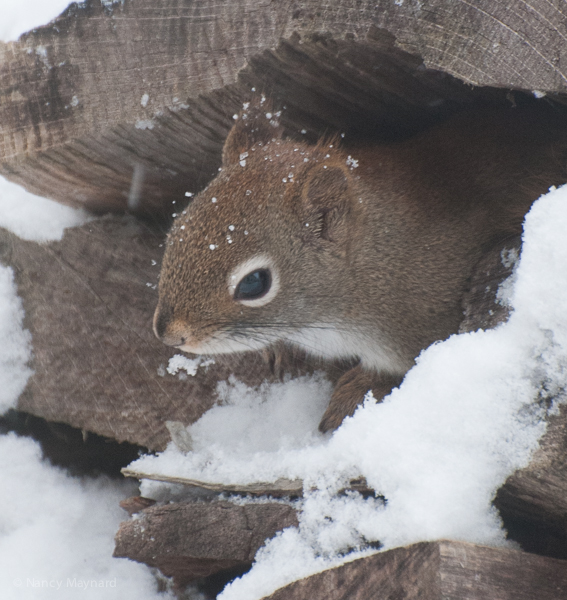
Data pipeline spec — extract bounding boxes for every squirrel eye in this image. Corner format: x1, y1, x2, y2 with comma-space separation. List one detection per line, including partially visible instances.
234, 269, 271, 300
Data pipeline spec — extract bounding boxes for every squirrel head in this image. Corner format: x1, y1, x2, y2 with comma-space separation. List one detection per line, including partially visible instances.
153, 104, 362, 357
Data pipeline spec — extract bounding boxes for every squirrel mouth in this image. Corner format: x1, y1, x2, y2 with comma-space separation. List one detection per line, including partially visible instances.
178, 335, 271, 356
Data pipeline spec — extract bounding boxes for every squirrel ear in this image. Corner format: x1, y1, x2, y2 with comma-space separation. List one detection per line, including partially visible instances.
302, 165, 350, 242
222, 105, 284, 167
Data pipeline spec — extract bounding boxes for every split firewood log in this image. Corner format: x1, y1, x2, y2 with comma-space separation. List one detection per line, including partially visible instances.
2, 0, 565, 217
263, 540, 567, 600
114, 500, 298, 587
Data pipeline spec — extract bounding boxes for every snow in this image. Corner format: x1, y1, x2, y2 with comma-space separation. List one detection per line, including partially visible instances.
0, 0, 81, 42
0, 267, 32, 413
188, 374, 332, 455
166, 354, 215, 377
133, 186, 567, 599
0, 176, 90, 243
135, 119, 155, 130
0, 433, 174, 600
0, 0, 126, 42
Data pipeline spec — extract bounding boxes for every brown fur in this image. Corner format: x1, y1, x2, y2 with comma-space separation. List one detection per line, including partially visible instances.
154, 103, 567, 432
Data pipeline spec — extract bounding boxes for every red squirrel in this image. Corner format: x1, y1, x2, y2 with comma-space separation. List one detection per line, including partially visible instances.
154, 103, 567, 432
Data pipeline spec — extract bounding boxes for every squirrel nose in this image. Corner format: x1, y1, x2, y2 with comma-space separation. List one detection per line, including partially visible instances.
153, 304, 186, 346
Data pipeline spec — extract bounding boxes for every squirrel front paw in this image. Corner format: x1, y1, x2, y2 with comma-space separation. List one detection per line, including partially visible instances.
318, 365, 402, 433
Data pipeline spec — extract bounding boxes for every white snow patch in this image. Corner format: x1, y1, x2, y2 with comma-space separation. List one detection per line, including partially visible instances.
166, 354, 215, 377
0, 1, 125, 42
0, 1, 87, 42
186, 374, 331, 456
135, 119, 155, 130
346, 155, 359, 169
0, 267, 32, 413
132, 186, 567, 599
139, 373, 332, 495
34, 45, 51, 67
496, 246, 520, 307
0, 175, 90, 242
0, 434, 174, 599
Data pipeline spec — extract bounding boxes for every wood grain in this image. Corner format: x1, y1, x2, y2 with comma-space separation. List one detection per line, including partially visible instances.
114, 500, 299, 586
3, 0, 562, 215
264, 540, 567, 600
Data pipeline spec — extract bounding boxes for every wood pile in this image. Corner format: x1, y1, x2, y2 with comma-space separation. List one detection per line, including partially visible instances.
1, 0, 567, 597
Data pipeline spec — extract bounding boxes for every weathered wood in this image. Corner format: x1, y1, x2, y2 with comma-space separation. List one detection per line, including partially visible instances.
119, 495, 157, 516
121, 470, 304, 498
263, 540, 567, 600
113, 500, 299, 586
3, 216, 325, 450
3, 0, 563, 215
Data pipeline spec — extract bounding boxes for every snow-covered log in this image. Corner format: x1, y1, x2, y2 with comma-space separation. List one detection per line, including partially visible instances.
1, 0, 566, 216
119, 402, 567, 583
262, 540, 567, 600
